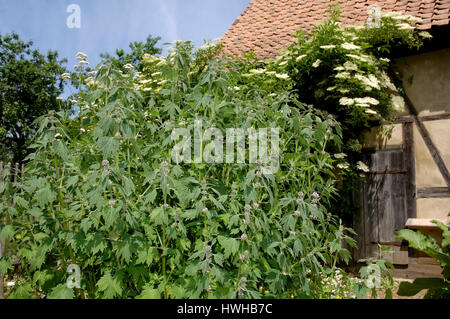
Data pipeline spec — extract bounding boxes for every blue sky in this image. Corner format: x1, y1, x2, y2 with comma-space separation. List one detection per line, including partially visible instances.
0, 0, 250, 70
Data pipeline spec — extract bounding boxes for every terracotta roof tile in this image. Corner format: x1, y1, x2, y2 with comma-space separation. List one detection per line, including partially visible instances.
221, 0, 450, 60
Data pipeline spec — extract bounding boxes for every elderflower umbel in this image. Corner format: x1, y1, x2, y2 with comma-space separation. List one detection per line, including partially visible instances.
354, 97, 379, 105
365, 109, 378, 115
357, 161, 370, 173
335, 72, 350, 79
337, 163, 350, 169
419, 31, 432, 39
320, 45, 336, 50
296, 54, 307, 62
341, 43, 361, 50
343, 61, 358, 71
76, 52, 88, 61
339, 97, 354, 106
333, 153, 347, 159
275, 73, 290, 80
391, 95, 406, 112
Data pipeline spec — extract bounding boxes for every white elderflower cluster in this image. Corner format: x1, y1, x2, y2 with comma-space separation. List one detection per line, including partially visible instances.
354, 97, 379, 106
296, 54, 307, 62
333, 153, 347, 159
355, 74, 380, 90
357, 161, 370, 173
76, 52, 88, 61
339, 97, 354, 106
312, 59, 322, 68
337, 163, 349, 169
275, 73, 290, 80
341, 43, 361, 50
364, 109, 378, 115
335, 72, 350, 79
249, 68, 266, 75
391, 95, 406, 112
343, 61, 358, 71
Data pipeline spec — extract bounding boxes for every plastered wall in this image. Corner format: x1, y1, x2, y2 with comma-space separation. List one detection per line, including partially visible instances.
362, 48, 450, 224
396, 48, 450, 116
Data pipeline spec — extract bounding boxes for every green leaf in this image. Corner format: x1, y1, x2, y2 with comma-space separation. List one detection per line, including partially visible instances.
53, 140, 70, 161
47, 284, 75, 299
121, 175, 136, 196
34, 186, 56, 207
136, 284, 161, 299
13, 195, 29, 209
396, 229, 450, 265
136, 246, 158, 266
431, 220, 450, 250
13, 282, 32, 299
397, 278, 448, 297
169, 285, 186, 299
96, 136, 119, 158
66, 175, 79, 188
116, 239, 133, 263
218, 236, 239, 259
29, 207, 43, 217
97, 271, 123, 299
86, 233, 108, 255
150, 207, 168, 225
0, 257, 12, 273
0, 225, 14, 242
33, 270, 53, 286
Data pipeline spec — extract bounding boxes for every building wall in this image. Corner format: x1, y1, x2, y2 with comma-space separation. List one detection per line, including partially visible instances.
363, 48, 450, 225
398, 48, 450, 117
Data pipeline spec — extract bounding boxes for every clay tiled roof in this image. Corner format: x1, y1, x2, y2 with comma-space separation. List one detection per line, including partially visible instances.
221, 0, 450, 60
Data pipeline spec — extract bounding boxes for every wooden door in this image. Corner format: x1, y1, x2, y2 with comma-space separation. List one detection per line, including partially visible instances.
354, 148, 409, 263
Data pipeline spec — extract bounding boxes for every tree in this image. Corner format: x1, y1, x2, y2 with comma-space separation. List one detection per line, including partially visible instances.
100, 34, 162, 71
0, 32, 70, 163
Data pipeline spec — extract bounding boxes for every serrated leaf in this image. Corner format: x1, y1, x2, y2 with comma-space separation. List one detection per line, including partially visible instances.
396, 229, 450, 265
13, 282, 32, 299
34, 186, 56, 207
13, 195, 29, 209
47, 284, 75, 299
96, 136, 119, 158
29, 207, 43, 217
116, 239, 133, 263
0, 225, 14, 242
150, 207, 168, 225
136, 246, 158, 266
218, 236, 239, 259
136, 284, 160, 299
86, 233, 108, 255
0, 257, 12, 273
97, 271, 122, 299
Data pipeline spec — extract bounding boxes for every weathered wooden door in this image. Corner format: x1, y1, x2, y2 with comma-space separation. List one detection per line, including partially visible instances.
354, 148, 409, 263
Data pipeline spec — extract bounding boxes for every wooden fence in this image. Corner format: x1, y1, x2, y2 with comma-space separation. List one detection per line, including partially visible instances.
0, 162, 25, 299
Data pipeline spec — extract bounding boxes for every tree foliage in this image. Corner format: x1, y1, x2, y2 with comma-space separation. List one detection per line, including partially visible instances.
0, 32, 70, 163
100, 34, 162, 72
